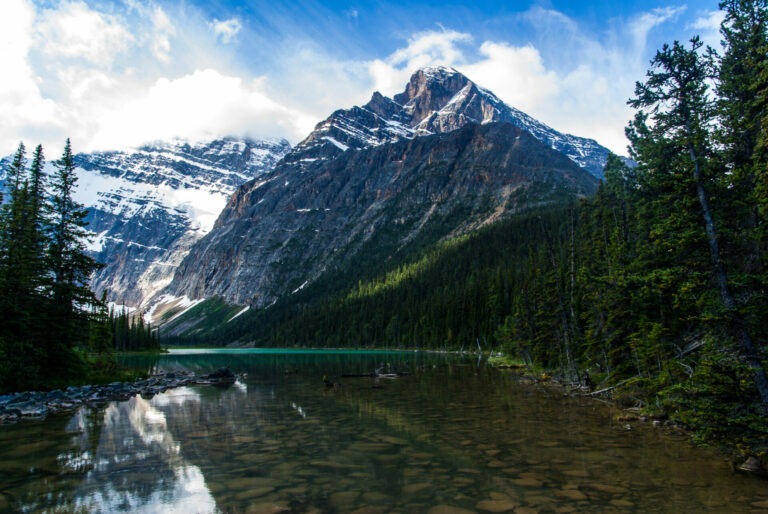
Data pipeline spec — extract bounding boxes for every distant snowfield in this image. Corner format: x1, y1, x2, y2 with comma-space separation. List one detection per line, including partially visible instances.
143, 294, 205, 325
73, 167, 229, 234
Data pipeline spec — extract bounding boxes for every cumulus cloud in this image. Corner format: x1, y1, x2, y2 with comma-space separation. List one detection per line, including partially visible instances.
0, 0, 63, 150
462, 42, 559, 115
0, 0, 309, 155
89, 69, 314, 150
367, 29, 472, 96
0, 1, 708, 158
210, 17, 242, 43
361, 7, 689, 155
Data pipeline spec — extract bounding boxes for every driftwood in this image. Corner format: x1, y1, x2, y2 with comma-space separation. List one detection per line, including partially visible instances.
678, 340, 705, 358
585, 376, 640, 396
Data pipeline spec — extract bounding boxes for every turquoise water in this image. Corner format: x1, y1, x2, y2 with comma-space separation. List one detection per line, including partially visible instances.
0, 349, 766, 513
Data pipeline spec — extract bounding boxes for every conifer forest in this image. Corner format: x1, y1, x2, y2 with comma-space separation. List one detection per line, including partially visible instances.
0, 140, 159, 393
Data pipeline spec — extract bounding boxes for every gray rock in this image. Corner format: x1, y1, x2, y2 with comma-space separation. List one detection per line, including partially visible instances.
165, 122, 598, 312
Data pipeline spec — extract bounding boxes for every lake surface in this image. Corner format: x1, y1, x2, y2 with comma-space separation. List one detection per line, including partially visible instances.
0, 349, 766, 513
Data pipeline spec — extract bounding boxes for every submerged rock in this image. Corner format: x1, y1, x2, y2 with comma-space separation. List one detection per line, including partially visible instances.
475, 499, 520, 512
738, 456, 764, 474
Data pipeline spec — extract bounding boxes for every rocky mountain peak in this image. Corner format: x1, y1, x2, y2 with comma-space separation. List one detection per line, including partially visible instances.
393, 66, 471, 124
364, 91, 404, 119
65, 136, 291, 308
289, 66, 613, 178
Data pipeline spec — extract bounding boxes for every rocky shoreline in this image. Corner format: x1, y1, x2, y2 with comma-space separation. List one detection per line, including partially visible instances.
0, 367, 243, 425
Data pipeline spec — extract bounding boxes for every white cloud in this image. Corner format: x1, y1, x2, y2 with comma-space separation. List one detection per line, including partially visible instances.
0, 1, 697, 158
0, 1, 309, 155
367, 29, 472, 96
630, 6, 687, 49
462, 42, 560, 115
690, 10, 725, 30
87, 69, 314, 151
37, 1, 133, 67
689, 10, 725, 48
210, 17, 242, 43
0, 0, 62, 151
360, 8, 688, 155
151, 7, 175, 62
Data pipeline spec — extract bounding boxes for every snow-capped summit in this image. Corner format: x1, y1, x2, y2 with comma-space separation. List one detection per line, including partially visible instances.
291, 67, 611, 178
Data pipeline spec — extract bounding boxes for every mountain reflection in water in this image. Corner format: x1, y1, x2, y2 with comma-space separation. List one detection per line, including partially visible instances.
67, 388, 217, 513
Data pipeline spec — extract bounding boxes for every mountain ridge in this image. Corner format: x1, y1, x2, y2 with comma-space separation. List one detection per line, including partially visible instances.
293, 66, 614, 178
162, 120, 598, 310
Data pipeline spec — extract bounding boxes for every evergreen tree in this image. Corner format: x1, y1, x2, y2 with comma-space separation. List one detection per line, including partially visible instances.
46, 139, 101, 379
89, 291, 115, 371
0, 142, 40, 387
715, 0, 768, 339
629, 37, 768, 403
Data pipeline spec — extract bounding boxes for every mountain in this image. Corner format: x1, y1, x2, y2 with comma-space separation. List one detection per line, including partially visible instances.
155, 67, 610, 315
69, 137, 291, 308
160, 120, 598, 313
292, 66, 613, 178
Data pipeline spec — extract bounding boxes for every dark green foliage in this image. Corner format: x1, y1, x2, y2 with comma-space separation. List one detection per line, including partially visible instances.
0, 140, 116, 392
90, 291, 115, 370
110, 308, 159, 352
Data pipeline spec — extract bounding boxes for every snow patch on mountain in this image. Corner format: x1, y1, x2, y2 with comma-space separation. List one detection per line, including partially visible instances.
73, 169, 229, 234
58, 136, 292, 308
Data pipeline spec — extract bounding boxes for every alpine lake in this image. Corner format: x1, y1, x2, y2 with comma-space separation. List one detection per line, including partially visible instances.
1, 349, 766, 513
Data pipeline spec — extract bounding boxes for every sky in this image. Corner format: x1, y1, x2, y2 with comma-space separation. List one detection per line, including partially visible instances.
0, 0, 724, 158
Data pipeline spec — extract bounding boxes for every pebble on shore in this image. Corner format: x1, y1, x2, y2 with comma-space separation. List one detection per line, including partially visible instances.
0, 367, 242, 424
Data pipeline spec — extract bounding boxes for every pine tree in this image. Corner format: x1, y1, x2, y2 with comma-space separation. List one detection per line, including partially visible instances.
0, 142, 40, 388
715, 0, 768, 338
629, 37, 768, 403
89, 291, 115, 371
46, 139, 101, 379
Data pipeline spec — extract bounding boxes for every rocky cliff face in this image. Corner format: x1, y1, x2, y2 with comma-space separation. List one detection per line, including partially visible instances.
71, 137, 291, 307
165, 122, 598, 308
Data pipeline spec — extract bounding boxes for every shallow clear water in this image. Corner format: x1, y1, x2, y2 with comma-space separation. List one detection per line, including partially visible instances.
0, 349, 766, 513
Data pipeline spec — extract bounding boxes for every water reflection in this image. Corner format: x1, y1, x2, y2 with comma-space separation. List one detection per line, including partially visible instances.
68, 388, 218, 513
1, 351, 767, 513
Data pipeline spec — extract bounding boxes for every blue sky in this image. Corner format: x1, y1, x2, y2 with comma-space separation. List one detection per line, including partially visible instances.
1, 0, 723, 156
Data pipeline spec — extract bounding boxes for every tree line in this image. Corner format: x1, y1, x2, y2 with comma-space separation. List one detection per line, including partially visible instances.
0, 140, 158, 392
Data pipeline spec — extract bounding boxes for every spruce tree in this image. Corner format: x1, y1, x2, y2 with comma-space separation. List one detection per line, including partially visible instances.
47, 139, 101, 378
715, 0, 768, 339
0, 142, 39, 388
629, 37, 768, 403
89, 291, 115, 371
